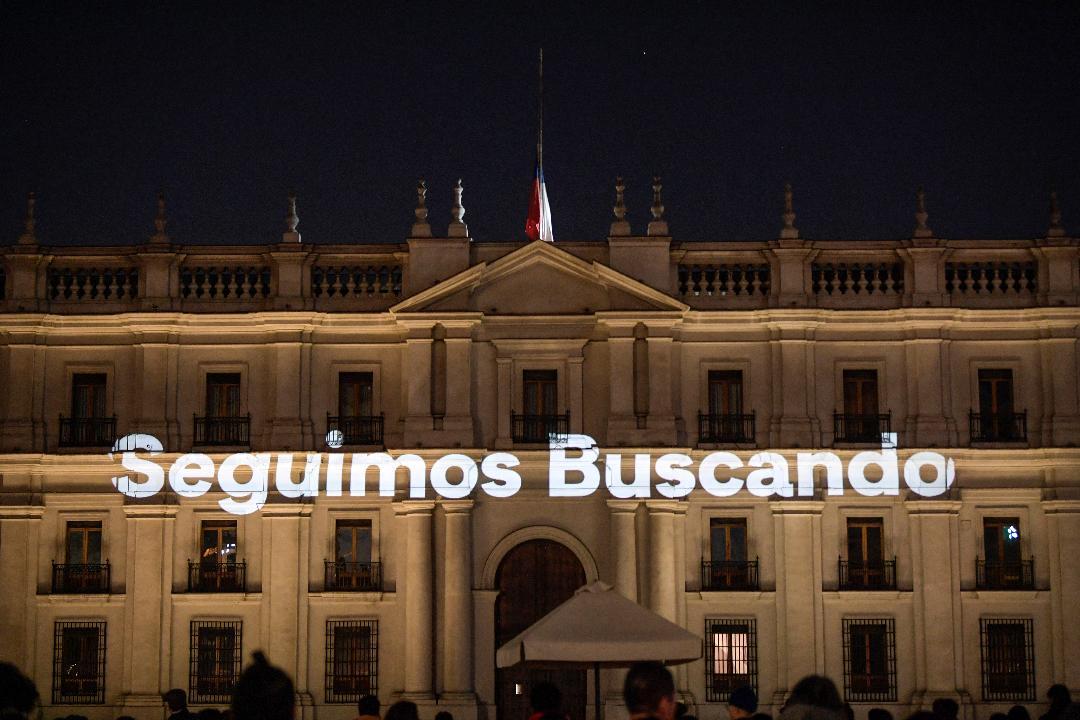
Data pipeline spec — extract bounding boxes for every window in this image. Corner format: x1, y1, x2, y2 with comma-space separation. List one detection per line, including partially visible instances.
325, 620, 378, 703
201, 520, 238, 564
61, 374, 114, 446
979, 369, 1014, 418
705, 619, 757, 701
513, 370, 567, 443
973, 369, 1026, 441
701, 371, 753, 443
206, 373, 241, 417
190, 521, 244, 592
72, 374, 107, 419
326, 519, 381, 590
67, 521, 103, 564
339, 372, 374, 418
978, 517, 1032, 589
841, 518, 895, 589
837, 370, 886, 442
842, 618, 896, 702
704, 519, 756, 590
54, 521, 110, 593
190, 621, 242, 704
53, 621, 106, 704
335, 520, 372, 563
980, 619, 1035, 701
709, 371, 743, 415
523, 370, 558, 416
197, 373, 248, 446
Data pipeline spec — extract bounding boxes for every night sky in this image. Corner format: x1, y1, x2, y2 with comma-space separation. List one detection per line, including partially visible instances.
2, 2, 1079, 247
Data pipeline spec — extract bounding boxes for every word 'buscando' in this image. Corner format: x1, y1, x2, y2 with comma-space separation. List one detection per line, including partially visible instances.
109, 433, 955, 515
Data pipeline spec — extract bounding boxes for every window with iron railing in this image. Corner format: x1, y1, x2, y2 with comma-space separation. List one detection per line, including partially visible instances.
190, 520, 245, 592
325, 620, 378, 703
705, 619, 757, 701
703, 519, 758, 590
195, 373, 249, 445
60, 373, 115, 447
700, 370, 755, 443
836, 370, 890, 443
842, 618, 896, 702
971, 369, 1026, 442
53, 621, 106, 704
326, 520, 380, 591
978, 518, 1034, 589
980, 619, 1035, 701
840, 518, 897, 590
513, 370, 568, 443
190, 621, 242, 704
53, 521, 110, 593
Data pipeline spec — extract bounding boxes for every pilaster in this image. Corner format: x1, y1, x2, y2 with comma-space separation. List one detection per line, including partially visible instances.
396, 500, 436, 700
440, 500, 477, 720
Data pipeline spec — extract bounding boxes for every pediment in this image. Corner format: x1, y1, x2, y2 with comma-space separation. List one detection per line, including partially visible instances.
391, 240, 688, 315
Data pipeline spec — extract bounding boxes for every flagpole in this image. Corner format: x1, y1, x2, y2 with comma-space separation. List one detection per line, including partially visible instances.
538, 47, 543, 174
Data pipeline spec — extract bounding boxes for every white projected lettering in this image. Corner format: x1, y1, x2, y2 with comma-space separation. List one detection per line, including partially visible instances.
108, 432, 956, 514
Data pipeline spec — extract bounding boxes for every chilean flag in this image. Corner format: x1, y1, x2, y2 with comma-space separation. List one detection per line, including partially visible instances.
525, 161, 554, 242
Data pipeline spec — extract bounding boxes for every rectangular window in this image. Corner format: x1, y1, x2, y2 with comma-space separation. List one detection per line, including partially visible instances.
979, 369, 1015, 416
708, 371, 744, 415
705, 619, 757, 701
339, 372, 374, 418
190, 621, 242, 704
842, 618, 896, 702
523, 370, 558, 416
843, 370, 879, 416
710, 518, 748, 562
66, 521, 103, 564
71, 374, 107, 418
847, 518, 884, 566
325, 620, 378, 704
980, 619, 1035, 701
201, 520, 238, 564
335, 520, 373, 564
206, 373, 241, 417
53, 621, 106, 704
983, 517, 1022, 565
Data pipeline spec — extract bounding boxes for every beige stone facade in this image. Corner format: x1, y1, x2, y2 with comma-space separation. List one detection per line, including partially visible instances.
1, 202, 1079, 720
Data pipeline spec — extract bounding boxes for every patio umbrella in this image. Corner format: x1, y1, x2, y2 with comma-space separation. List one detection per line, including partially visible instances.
496, 581, 702, 720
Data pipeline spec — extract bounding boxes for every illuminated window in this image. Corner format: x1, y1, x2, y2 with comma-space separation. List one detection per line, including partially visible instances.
53, 621, 106, 704
980, 619, 1035, 701
705, 619, 756, 700
190, 621, 241, 704
325, 620, 378, 703
842, 618, 896, 702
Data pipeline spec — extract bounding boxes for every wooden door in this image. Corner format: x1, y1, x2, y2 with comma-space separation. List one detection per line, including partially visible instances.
496, 540, 587, 720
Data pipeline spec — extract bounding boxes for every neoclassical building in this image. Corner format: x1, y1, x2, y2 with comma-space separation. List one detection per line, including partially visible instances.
1, 183, 1078, 720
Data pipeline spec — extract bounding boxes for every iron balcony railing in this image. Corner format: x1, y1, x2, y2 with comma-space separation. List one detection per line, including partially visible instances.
324, 561, 382, 591
838, 557, 897, 590
51, 562, 110, 593
326, 414, 384, 446
194, 414, 251, 446
834, 412, 892, 443
976, 557, 1035, 590
188, 560, 246, 592
701, 559, 760, 591
698, 412, 756, 444
511, 412, 570, 444
969, 411, 1027, 443
58, 416, 116, 447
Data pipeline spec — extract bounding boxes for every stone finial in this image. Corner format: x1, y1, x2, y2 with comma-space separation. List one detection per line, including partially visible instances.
149, 191, 170, 244
914, 187, 933, 238
647, 175, 669, 236
1048, 191, 1065, 238
282, 192, 301, 243
609, 176, 631, 237
410, 179, 432, 237
780, 182, 799, 239
448, 179, 469, 237
17, 192, 36, 245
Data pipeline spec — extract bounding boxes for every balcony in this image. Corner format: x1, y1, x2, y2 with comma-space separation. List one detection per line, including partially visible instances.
511, 412, 570, 444
698, 412, 755, 444
51, 562, 110, 593
194, 414, 250, 446
976, 557, 1035, 590
701, 559, 759, 591
969, 411, 1027, 443
58, 416, 117, 448
838, 557, 897, 590
324, 561, 382, 591
188, 561, 246, 592
833, 412, 892, 444
326, 414, 384, 446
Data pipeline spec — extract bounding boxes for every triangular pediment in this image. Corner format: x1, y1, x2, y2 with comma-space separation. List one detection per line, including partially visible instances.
391, 240, 688, 315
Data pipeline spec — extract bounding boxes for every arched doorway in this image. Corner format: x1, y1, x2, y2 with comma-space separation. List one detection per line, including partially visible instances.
496, 539, 587, 720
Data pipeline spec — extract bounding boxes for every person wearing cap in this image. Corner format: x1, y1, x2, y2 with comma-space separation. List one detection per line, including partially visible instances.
729, 686, 758, 720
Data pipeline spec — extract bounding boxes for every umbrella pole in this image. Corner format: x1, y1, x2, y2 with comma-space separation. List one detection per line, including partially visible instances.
594, 661, 602, 720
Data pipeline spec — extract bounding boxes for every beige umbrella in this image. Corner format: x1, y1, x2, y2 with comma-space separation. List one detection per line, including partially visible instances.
496, 581, 702, 719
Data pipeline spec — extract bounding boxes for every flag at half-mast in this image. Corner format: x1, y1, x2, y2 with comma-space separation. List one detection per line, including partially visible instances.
525, 158, 553, 242
525, 49, 554, 242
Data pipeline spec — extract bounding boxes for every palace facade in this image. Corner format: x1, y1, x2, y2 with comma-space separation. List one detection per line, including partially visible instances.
1, 186, 1078, 720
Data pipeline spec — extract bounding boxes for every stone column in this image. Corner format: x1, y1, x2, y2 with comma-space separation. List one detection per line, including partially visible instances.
646, 500, 678, 622
1043, 500, 1080, 688
606, 502, 640, 706
646, 336, 677, 445
495, 357, 513, 448
0, 507, 43, 670
607, 335, 637, 444
268, 337, 304, 449
398, 501, 436, 700
442, 501, 477, 719
907, 501, 968, 708
403, 328, 433, 445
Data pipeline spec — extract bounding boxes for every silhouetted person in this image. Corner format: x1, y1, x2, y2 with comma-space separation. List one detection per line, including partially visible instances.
435, 712, 454, 720
1008, 706, 1032, 720
932, 699, 959, 720
357, 695, 381, 720
529, 682, 563, 720
231, 652, 295, 720
1041, 686, 1073, 720
0, 663, 39, 720
164, 689, 195, 720
844, 705, 855, 720
624, 661, 676, 720
780, 675, 845, 720
868, 709, 894, 720
751, 714, 774, 720
729, 687, 758, 720
385, 701, 419, 720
